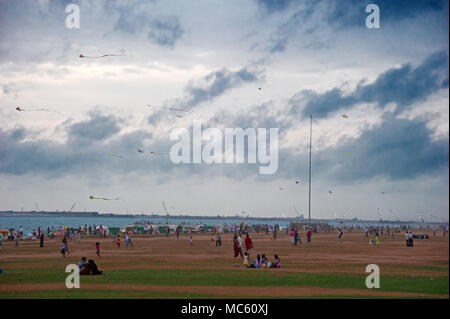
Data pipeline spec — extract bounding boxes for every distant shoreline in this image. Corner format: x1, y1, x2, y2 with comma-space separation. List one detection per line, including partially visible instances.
0, 211, 446, 225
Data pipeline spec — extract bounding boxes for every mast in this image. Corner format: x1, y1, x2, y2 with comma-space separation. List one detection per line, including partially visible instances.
308, 115, 312, 229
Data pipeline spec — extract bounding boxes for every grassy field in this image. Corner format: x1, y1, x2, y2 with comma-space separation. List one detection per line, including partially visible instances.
0, 231, 448, 299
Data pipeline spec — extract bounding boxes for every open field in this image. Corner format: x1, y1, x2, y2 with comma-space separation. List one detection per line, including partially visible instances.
0, 231, 448, 299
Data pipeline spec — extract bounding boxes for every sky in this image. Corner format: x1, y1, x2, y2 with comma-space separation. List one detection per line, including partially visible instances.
0, 0, 448, 222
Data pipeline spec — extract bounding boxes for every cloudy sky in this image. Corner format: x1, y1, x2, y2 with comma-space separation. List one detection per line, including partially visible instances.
0, 0, 448, 221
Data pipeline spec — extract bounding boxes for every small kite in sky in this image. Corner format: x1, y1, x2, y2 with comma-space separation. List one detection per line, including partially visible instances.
16, 106, 59, 113
79, 54, 123, 58
175, 114, 183, 118
345, 153, 353, 158
381, 190, 400, 195
162, 107, 192, 113
342, 115, 349, 118
108, 154, 123, 158
137, 149, 145, 153
279, 187, 283, 190
317, 156, 324, 160
149, 151, 169, 155
258, 88, 262, 90
328, 190, 332, 194
296, 181, 299, 184
89, 195, 120, 200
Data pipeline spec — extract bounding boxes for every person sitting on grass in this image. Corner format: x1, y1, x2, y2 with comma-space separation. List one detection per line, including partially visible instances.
261, 254, 267, 267
270, 255, 281, 268
78, 257, 89, 275
88, 259, 103, 275
250, 254, 262, 268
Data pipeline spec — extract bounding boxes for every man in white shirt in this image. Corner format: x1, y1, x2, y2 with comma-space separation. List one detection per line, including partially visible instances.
237, 234, 243, 258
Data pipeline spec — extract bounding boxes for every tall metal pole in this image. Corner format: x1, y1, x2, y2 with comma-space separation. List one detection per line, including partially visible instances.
308, 115, 312, 229
162, 201, 168, 225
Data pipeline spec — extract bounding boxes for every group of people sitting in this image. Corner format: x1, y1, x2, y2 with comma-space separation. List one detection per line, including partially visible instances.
78, 257, 103, 275
243, 253, 281, 269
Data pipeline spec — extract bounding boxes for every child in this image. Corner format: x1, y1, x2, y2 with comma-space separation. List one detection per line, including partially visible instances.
243, 252, 249, 267
96, 242, 101, 257
112, 234, 116, 245
369, 238, 374, 246
375, 235, 379, 246
189, 236, 193, 246
116, 234, 121, 248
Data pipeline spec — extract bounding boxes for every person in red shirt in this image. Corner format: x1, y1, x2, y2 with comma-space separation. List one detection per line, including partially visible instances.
244, 233, 253, 258
307, 229, 312, 243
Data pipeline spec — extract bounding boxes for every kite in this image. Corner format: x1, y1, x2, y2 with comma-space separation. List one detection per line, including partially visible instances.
149, 151, 168, 155
279, 187, 283, 190
381, 190, 400, 195
342, 115, 349, 118
16, 106, 59, 113
162, 107, 192, 113
175, 115, 183, 118
317, 156, 324, 160
79, 54, 123, 58
108, 154, 123, 158
89, 195, 120, 200
328, 190, 332, 194
137, 149, 145, 153
345, 153, 353, 158
296, 181, 299, 184
258, 88, 262, 90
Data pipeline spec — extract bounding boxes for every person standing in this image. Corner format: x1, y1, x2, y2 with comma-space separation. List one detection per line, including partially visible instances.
128, 231, 134, 247
116, 234, 121, 248
216, 233, 222, 247
338, 228, 343, 240
96, 242, 101, 257
39, 232, 44, 247
307, 229, 312, 243
244, 233, 253, 257
237, 234, 244, 258
290, 229, 296, 245
233, 234, 240, 258
125, 233, 130, 247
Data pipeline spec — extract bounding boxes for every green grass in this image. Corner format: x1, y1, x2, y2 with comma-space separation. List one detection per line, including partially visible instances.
0, 268, 448, 296
0, 289, 212, 299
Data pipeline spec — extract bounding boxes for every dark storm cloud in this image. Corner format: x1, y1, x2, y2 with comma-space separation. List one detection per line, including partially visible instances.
327, 0, 448, 28
309, 115, 449, 182
68, 112, 122, 143
257, 0, 448, 53
299, 51, 449, 118
147, 17, 184, 47
182, 67, 262, 108
113, 6, 184, 48
256, 0, 293, 12
0, 113, 160, 177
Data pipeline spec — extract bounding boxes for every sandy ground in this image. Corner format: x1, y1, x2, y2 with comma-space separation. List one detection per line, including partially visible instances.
0, 229, 448, 298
